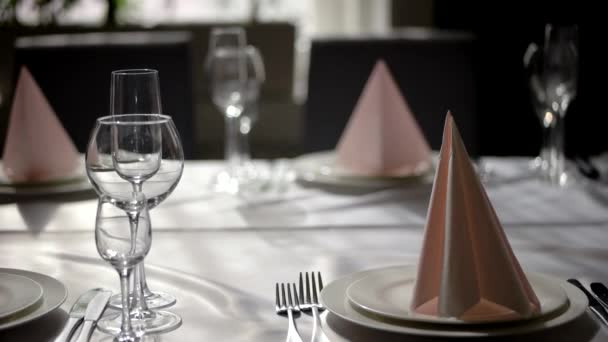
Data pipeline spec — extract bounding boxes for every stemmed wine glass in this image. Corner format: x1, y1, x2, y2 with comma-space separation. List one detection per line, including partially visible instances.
524, 24, 578, 186
205, 27, 254, 194
95, 194, 151, 341
109, 69, 182, 311
86, 114, 184, 334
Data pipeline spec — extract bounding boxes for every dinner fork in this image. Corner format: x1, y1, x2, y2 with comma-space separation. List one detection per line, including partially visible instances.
299, 272, 330, 342
275, 283, 304, 342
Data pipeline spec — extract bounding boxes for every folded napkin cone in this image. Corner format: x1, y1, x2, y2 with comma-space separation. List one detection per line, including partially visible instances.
410, 112, 540, 321
2, 66, 80, 183
335, 60, 431, 176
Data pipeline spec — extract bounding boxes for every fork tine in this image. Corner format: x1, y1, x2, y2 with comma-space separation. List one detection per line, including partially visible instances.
287, 282, 293, 308
312, 271, 319, 304
275, 283, 280, 310
318, 272, 324, 292
298, 273, 304, 304
281, 283, 287, 308
305, 272, 311, 304
292, 283, 300, 308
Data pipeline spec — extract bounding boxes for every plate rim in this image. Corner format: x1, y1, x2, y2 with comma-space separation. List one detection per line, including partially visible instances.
0, 273, 44, 320
0, 268, 68, 330
345, 266, 568, 325
321, 265, 587, 337
293, 150, 435, 188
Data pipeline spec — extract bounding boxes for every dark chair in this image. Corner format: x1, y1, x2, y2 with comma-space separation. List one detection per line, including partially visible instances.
304, 28, 479, 156
9, 31, 194, 158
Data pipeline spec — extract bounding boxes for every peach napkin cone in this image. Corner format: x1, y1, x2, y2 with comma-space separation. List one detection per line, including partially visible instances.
335, 60, 432, 176
410, 112, 540, 321
2, 66, 80, 183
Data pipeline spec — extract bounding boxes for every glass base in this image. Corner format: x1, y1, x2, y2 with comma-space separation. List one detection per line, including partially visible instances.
109, 291, 176, 310
97, 310, 182, 336
210, 166, 269, 195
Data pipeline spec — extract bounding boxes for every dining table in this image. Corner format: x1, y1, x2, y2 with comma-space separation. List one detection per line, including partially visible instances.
1, 156, 608, 341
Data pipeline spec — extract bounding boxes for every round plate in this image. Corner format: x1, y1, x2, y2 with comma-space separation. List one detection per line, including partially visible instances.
0, 273, 43, 320
293, 151, 434, 188
321, 265, 587, 337
346, 266, 568, 324
0, 268, 67, 330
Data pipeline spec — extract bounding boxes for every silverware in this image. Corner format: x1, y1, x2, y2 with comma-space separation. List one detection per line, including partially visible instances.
590, 282, 608, 311
299, 272, 330, 342
567, 279, 608, 326
275, 283, 304, 342
53, 288, 105, 342
74, 290, 112, 342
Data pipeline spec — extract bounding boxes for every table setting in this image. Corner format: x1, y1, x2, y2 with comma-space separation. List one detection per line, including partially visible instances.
1, 24, 608, 342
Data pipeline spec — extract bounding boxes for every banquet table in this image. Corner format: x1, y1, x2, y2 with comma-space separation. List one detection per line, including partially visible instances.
1, 157, 608, 341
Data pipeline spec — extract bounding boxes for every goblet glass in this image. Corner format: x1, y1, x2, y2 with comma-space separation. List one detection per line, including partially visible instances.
86, 114, 184, 334
109, 69, 181, 310
95, 194, 151, 342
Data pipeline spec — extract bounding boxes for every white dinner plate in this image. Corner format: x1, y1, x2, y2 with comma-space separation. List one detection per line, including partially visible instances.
321, 265, 587, 338
293, 150, 434, 188
0, 273, 44, 320
0, 268, 67, 330
346, 266, 568, 325
0, 157, 91, 197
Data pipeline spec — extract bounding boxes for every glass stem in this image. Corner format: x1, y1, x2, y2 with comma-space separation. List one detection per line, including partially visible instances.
131, 262, 153, 319
238, 116, 252, 163
118, 267, 134, 337
224, 115, 243, 177
539, 120, 552, 171
548, 112, 566, 185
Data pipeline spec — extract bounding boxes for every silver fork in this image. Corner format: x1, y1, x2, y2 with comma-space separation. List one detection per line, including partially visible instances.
299, 272, 330, 342
275, 283, 304, 342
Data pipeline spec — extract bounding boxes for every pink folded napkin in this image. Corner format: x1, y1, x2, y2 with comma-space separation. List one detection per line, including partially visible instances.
2, 66, 80, 183
335, 60, 431, 176
410, 112, 540, 321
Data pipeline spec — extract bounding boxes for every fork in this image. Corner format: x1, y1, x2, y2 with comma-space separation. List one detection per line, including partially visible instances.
299, 272, 330, 342
275, 283, 304, 342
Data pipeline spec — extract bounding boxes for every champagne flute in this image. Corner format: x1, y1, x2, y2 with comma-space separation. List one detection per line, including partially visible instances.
94, 194, 151, 342
86, 114, 184, 334
543, 24, 578, 186
109, 69, 182, 311
205, 27, 250, 194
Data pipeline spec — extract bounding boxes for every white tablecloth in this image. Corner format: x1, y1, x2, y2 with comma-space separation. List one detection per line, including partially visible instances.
1, 158, 607, 341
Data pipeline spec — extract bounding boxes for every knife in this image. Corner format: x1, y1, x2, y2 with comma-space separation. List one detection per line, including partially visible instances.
74, 290, 112, 342
53, 288, 105, 342
590, 282, 608, 312
567, 279, 608, 326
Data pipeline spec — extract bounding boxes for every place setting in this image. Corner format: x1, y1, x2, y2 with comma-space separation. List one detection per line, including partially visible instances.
0, 67, 92, 198
293, 60, 436, 190
298, 114, 603, 341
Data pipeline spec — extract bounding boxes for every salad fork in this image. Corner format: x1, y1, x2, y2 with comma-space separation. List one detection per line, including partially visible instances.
299, 272, 330, 342
275, 283, 304, 342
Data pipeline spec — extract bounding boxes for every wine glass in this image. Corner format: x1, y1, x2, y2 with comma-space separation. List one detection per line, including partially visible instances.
543, 24, 578, 186
86, 114, 184, 334
109, 69, 182, 311
205, 27, 251, 194
95, 194, 151, 342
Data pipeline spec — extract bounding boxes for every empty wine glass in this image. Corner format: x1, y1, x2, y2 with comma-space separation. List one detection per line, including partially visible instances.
205, 27, 252, 194
109, 69, 182, 313
95, 194, 151, 342
524, 24, 578, 186
86, 114, 184, 334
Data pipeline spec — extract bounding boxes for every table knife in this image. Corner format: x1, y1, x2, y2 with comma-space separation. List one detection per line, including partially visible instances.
53, 288, 105, 342
590, 282, 608, 311
567, 279, 608, 326
74, 290, 112, 342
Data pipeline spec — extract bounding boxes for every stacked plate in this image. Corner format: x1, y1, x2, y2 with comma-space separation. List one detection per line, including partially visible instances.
0, 157, 91, 197
293, 151, 434, 188
321, 265, 589, 338
0, 268, 67, 330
